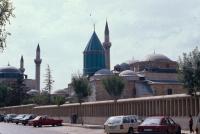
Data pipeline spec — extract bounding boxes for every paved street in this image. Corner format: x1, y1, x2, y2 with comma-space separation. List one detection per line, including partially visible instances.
0, 122, 104, 134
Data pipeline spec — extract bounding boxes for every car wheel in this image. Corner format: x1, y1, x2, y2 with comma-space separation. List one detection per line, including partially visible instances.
176, 127, 181, 134
128, 127, 134, 134
33, 125, 36, 127
52, 124, 55, 127
16, 122, 18, 125
38, 123, 42, 127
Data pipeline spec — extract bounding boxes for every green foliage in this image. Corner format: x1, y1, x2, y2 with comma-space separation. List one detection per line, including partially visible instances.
25, 94, 49, 105
51, 96, 65, 106
178, 47, 200, 95
0, 84, 12, 107
43, 64, 54, 94
43, 64, 54, 104
71, 74, 91, 103
102, 75, 125, 100
0, 0, 15, 50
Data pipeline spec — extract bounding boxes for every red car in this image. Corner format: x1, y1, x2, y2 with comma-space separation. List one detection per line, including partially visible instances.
28, 116, 63, 127
138, 116, 181, 134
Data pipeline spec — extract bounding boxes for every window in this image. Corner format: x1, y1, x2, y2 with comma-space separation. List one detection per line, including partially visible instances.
167, 89, 173, 95
123, 117, 130, 123
168, 118, 175, 125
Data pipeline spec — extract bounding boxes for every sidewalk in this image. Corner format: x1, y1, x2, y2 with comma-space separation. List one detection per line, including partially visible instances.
63, 123, 104, 129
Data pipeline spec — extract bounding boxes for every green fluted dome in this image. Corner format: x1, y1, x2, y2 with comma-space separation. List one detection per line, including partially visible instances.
83, 31, 106, 76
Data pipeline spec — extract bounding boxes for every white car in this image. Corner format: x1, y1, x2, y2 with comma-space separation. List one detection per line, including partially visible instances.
104, 115, 141, 134
196, 114, 200, 134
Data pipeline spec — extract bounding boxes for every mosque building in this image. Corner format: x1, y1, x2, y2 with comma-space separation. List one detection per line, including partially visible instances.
82, 21, 186, 101
0, 45, 42, 95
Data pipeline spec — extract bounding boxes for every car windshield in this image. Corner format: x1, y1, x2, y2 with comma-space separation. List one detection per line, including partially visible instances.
106, 116, 122, 124
141, 117, 161, 125
23, 115, 31, 119
33, 116, 41, 120
17, 115, 25, 118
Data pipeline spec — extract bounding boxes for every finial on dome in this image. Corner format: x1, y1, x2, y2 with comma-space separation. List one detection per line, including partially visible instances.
93, 23, 95, 31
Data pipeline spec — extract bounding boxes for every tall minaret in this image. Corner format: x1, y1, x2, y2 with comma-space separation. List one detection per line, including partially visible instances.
103, 20, 111, 70
34, 44, 42, 92
19, 55, 25, 74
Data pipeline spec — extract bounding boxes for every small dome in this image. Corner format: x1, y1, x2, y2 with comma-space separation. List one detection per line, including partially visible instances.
53, 89, 67, 94
119, 70, 137, 77
27, 89, 39, 95
145, 53, 171, 62
120, 63, 130, 70
94, 69, 113, 76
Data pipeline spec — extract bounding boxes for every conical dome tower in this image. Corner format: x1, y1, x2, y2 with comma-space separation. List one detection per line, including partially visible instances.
83, 31, 106, 76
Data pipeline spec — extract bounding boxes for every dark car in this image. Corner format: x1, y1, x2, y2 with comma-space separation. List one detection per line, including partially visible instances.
138, 116, 181, 134
28, 116, 63, 127
12, 114, 26, 124
19, 114, 36, 125
4, 114, 17, 123
0, 114, 5, 122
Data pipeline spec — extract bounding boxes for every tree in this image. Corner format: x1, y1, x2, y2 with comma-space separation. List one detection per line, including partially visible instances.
51, 96, 65, 106
71, 74, 91, 125
43, 64, 54, 104
102, 75, 125, 101
0, 0, 14, 50
178, 47, 200, 95
0, 84, 12, 107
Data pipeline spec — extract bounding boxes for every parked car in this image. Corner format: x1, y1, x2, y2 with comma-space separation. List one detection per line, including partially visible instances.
19, 114, 36, 125
104, 115, 141, 134
4, 114, 17, 123
138, 116, 181, 134
0, 114, 5, 122
28, 116, 63, 127
12, 114, 26, 124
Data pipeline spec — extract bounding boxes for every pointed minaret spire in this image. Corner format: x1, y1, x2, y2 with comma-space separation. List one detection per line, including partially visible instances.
7, 62, 10, 66
103, 20, 112, 70
105, 20, 109, 36
34, 43, 42, 93
20, 55, 25, 73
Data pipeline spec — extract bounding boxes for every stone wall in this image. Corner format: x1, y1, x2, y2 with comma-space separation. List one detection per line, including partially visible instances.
0, 94, 199, 130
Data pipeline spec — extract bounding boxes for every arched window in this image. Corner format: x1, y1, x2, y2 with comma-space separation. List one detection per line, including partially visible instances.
167, 89, 173, 95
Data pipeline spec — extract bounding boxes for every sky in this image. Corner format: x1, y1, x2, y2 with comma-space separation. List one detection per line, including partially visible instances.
2, 0, 200, 91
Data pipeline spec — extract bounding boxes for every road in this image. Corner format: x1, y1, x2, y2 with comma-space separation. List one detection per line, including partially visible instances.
0, 122, 104, 134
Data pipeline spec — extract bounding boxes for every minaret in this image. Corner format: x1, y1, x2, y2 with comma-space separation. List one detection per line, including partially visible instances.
103, 21, 111, 70
19, 55, 25, 74
34, 44, 42, 92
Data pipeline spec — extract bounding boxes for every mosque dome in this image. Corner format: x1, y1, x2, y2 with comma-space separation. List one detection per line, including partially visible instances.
53, 89, 67, 94
94, 69, 113, 76
145, 53, 171, 62
0, 66, 22, 78
83, 31, 106, 76
27, 89, 39, 95
119, 70, 137, 77
120, 63, 130, 70
84, 31, 105, 52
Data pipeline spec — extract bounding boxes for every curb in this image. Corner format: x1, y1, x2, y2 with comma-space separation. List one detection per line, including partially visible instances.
63, 123, 103, 129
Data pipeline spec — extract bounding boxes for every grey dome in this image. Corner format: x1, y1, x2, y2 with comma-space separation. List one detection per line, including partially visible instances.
94, 69, 113, 76
27, 89, 39, 95
145, 54, 171, 62
53, 89, 67, 94
0, 66, 21, 73
119, 70, 137, 77
0, 66, 22, 79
